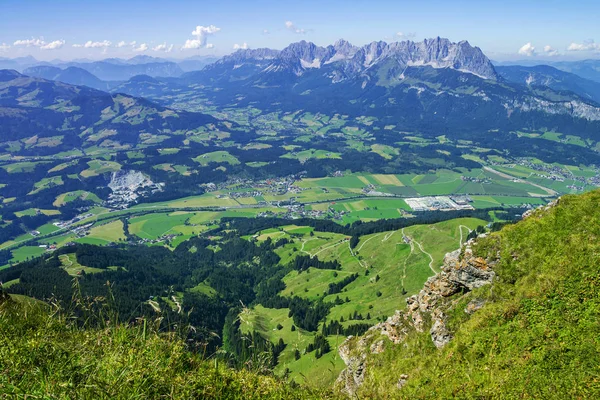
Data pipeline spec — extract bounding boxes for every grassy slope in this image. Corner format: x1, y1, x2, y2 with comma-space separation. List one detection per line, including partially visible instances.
356, 190, 600, 399
243, 218, 485, 386
0, 294, 334, 399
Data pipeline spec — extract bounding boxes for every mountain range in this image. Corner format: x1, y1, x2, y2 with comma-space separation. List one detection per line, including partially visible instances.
170, 38, 600, 136
4, 37, 600, 145
185, 37, 497, 85
2, 55, 221, 81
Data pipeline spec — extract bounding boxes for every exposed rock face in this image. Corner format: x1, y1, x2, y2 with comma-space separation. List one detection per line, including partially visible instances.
216, 37, 497, 80
338, 337, 368, 393
108, 170, 148, 191
107, 170, 163, 208
464, 298, 486, 314
336, 239, 496, 396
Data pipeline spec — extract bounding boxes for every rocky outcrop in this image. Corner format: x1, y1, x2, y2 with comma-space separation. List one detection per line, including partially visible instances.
336, 239, 497, 396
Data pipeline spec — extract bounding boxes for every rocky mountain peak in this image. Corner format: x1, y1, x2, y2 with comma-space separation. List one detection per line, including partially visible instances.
226, 48, 280, 62
205, 37, 499, 82
333, 39, 358, 55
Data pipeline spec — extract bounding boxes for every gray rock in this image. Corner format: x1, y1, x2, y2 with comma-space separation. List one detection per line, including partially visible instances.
465, 298, 486, 314
397, 374, 409, 389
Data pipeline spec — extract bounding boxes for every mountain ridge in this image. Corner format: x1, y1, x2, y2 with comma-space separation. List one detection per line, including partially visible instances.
192, 37, 497, 83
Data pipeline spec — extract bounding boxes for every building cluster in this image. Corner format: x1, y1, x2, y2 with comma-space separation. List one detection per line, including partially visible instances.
517, 159, 600, 190
203, 173, 307, 200
461, 176, 491, 184
53, 213, 94, 229
405, 196, 474, 212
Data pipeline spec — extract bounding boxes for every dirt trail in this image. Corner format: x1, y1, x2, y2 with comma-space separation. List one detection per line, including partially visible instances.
458, 225, 471, 247
484, 166, 557, 196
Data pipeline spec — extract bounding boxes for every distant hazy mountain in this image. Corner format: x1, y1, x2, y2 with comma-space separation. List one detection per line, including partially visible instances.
177, 56, 221, 72
52, 59, 184, 81
23, 65, 117, 91
497, 65, 600, 103
0, 70, 218, 148
0, 56, 39, 71
495, 59, 600, 84
548, 60, 600, 83
110, 74, 189, 100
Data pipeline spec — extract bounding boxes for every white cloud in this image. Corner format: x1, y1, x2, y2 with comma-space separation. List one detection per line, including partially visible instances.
14, 37, 65, 50
41, 40, 65, 50
567, 40, 600, 52
152, 43, 173, 52
85, 40, 111, 48
233, 42, 249, 50
133, 43, 149, 52
182, 25, 221, 50
73, 40, 111, 49
13, 38, 46, 47
518, 42, 536, 57
0, 43, 10, 51
191, 25, 220, 37
116, 40, 137, 48
182, 39, 202, 49
285, 21, 306, 34
543, 45, 559, 57
396, 31, 416, 40
262, 29, 270, 35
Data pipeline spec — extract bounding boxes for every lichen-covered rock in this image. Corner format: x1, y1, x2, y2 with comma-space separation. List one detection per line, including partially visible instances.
465, 298, 486, 314
396, 374, 409, 389
336, 335, 368, 397
430, 309, 452, 348
370, 340, 385, 354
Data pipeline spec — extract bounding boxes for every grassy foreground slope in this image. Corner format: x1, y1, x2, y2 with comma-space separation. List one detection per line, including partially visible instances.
0, 294, 333, 399
355, 190, 600, 399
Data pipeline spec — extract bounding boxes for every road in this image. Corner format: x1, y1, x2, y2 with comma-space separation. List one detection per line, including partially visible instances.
483, 166, 557, 196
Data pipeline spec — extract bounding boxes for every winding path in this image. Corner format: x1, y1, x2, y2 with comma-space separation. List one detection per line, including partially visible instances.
412, 239, 436, 274
401, 228, 436, 274
356, 232, 383, 252
458, 225, 472, 247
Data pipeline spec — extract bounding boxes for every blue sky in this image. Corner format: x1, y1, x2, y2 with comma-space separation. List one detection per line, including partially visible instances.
1, 0, 599, 61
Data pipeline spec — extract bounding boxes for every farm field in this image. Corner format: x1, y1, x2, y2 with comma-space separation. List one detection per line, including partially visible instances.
59, 253, 105, 276
80, 160, 121, 177
77, 220, 126, 245
2, 153, 591, 266
192, 151, 240, 166
53, 191, 102, 206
